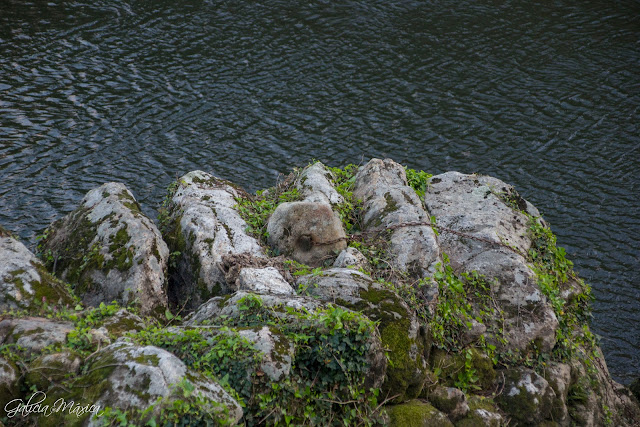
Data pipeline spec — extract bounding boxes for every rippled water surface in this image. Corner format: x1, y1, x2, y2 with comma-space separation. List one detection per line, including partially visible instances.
1, 0, 638, 382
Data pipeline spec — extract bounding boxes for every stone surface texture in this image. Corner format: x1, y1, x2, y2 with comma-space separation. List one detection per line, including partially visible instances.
39, 182, 169, 316
353, 158, 441, 281
165, 171, 264, 309
424, 172, 559, 352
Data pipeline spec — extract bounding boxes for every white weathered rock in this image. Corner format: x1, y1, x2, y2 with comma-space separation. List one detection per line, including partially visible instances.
79, 340, 243, 426
235, 267, 294, 295
353, 159, 441, 281
267, 201, 346, 267
238, 326, 294, 381
424, 172, 558, 352
39, 183, 169, 316
0, 233, 75, 312
333, 247, 369, 270
295, 162, 344, 205
0, 317, 73, 353
296, 267, 426, 400
165, 171, 264, 310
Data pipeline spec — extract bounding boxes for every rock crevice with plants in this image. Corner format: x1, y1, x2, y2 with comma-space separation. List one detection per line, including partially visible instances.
0, 158, 638, 426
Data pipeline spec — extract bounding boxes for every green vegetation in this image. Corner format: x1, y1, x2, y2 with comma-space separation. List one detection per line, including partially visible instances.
234, 184, 301, 244
405, 167, 432, 200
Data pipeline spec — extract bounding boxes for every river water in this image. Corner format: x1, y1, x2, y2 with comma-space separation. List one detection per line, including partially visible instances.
1, 0, 638, 383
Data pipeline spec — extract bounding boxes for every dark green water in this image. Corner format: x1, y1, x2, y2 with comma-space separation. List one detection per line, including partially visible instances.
1, 0, 638, 383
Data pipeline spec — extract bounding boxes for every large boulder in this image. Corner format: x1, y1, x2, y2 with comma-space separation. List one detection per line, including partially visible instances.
40, 339, 243, 426
352, 159, 441, 282
297, 268, 428, 401
267, 202, 346, 266
424, 172, 558, 352
162, 171, 264, 310
267, 162, 347, 266
0, 230, 76, 313
38, 183, 169, 316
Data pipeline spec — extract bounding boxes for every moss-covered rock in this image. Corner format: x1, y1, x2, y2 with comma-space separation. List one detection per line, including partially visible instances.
297, 267, 427, 401
427, 386, 469, 421
0, 357, 20, 417
38, 182, 169, 316
24, 350, 82, 391
386, 399, 454, 427
37, 339, 243, 426
0, 317, 74, 355
454, 395, 503, 427
496, 367, 555, 425
1, 233, 76, 313
429, 348, 497, 392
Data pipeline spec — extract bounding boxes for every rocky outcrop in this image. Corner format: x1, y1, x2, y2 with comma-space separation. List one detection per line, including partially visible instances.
353, 159, 441, 283
424, 172, 559, 352
0, 232, 76, 312
1, 158, 636, 426
37, 182, 169, 316
161, 171, 264, 310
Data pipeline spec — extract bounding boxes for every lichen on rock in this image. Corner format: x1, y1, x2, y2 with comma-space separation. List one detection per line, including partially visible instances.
37, 183, 169, 316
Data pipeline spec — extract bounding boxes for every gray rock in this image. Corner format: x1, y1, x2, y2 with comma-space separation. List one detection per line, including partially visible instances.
75, 340, 243, 426
26, 350, 82, 390
184, 291, 324, 327
0, 357, 20, 415
235, 267, 294, 295
0, 234, 75, 312
296, 267, 426, 401
543, 362, 571, 425
39, 182, 169, 316
237, 326, 294, 381
428, 386, 469, 421
497, 367, 556, 425
267, 201, 347, 267
386, 400, 454, 427
352, 158, 441, 281
0, 317, 73, 354
333, 247, 369, 270
424, 172, 558, 352
296, 162, 344, 205
163, 171, 264, 310
100, 308, 147, 336
566, 347, 640, 426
